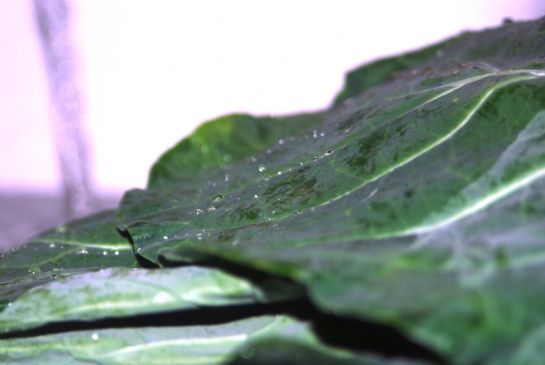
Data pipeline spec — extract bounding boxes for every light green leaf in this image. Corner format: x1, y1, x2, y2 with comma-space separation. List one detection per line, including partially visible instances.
0, 265, 299, 333
0, 316, 432, 365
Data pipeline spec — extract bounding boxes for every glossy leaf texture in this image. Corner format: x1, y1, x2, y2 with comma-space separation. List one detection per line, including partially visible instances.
0, 211, 300, 334
117, 17, 545, 364
0, 211, 138, 318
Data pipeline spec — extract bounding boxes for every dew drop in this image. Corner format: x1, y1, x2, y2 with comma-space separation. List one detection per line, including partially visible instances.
196, 232, 203, 240
312, 130, 318, 138
102, 251, 108, 256
277, 171, 282, 176
320, 132, 326, 137
55, 224, 67, 234
452, 97, 459, 103
114, 251, 120, 256
224, 174, 230, 182
91, 333, 99, 341
258, 165, 266, 173
78, 249, 88, 255
162, 235, 169, 241
250, 156, 258, 163
278, 139, 285, 145
136, 247, 142, 253
254, 194, 259, 199
49, 243, 56, 248
195, 208, 204, 215
7, 302, 12, 307
207, 206, 216, 212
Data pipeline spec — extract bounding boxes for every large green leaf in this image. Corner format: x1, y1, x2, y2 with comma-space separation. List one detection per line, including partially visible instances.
117, 17, 545, 364
0, 315, 432, 365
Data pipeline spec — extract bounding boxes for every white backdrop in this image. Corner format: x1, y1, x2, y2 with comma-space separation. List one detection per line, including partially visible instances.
0, 0, 544, 193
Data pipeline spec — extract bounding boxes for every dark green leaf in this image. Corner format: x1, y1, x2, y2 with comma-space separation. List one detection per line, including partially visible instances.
0, 210, 137, 316
117, 18, 545, 364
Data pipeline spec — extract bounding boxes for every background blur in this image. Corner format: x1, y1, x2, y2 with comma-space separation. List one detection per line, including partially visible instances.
1, 0, 544, 249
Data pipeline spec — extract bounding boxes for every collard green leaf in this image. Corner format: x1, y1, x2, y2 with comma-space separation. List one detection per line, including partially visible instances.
0, 316, 432, 365
0, 265, 299, 333
117, 18, 545, 364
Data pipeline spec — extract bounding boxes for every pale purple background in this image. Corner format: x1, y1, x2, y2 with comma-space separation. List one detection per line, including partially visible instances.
0, 0, 544, 248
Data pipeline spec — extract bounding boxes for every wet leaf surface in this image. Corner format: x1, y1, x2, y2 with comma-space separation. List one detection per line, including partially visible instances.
1, 16, 544, 365
117, 18, 545, 364
0, 211, 301, 334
